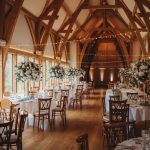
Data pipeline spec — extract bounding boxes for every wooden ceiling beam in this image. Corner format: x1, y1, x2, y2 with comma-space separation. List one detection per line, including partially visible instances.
40, 0, 64, 54
140, 0, 150, 9
82, 4, 122, 10
58, 0, 88, 58
138, 12, 150, 17
0, 0, 6, 39
118, 0, 147, 56
117, 0, 146, 29
3, 0, 24, 68
62, 3, 81, 28
135, 0, 150, 32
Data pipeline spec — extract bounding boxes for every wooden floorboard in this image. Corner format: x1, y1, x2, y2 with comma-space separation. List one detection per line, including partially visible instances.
19, 89, 106, 150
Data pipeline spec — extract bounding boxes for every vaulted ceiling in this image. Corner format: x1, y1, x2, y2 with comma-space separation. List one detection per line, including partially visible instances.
0, 0, 150, 70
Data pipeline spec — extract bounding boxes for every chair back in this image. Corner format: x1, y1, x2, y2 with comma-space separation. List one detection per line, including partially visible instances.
109, 100, 128, 123
45, 89, 53, 98
76, 89, 83, 99
65, 85, 71, 89
77, 85, 83, 90
38, 98, 52, 114
76, 133, 89, 150
17, 113, 28, 142
104, 122, 127, 150
108, 83, 114, 89
59, 96, 67, 110
10, 106, 20, 135
0, 120, 13, 148
126, 92, 138, 101
109, 95, 120, 101
61, 89, 69, 97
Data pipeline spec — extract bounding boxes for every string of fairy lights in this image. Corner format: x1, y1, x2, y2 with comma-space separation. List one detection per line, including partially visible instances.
1, 29, 148, 65
3, 30, 136, 48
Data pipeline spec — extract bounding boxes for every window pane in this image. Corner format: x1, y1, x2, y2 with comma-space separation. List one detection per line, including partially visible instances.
17, 55, 25, 94
5, 54, 13, 93
45, 60, 49, 87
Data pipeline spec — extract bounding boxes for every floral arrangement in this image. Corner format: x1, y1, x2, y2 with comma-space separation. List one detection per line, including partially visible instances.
131, 58, 150, 83
49, 64, 65, 79
119, 58, 150, 85
75, 68, 86, 78
65, 67, 76, 78
15, 61, 42, 82
118, 68, 137, 85
65, 67, 85, 78
118, 68, 130, 79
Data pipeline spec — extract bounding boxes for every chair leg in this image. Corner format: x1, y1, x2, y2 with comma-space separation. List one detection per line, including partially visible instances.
80, 99, 82, 109
33, 116, 35, 128
37, 116, 40, 130
73, 100, 75, 109
48, 115, 51, 130
43, 116, 44, 130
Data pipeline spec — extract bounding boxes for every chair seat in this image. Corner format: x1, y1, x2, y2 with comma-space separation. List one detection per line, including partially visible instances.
9, 135, 18, 144
33, 111, 49, 116
52, 107, 63, 112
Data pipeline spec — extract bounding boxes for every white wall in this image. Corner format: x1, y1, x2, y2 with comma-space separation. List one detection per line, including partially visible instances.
11, 12, 34, 52
69, 42, 77, 67
44, 37, 54, 58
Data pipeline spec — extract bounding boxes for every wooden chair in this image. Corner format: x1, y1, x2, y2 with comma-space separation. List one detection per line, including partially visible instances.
77, 85, 84, 91
126, 92, 138, 101
52, 96, 67, 127
0, 120, 13, 150
108, 82, 114, 89
4, 106, 20, 136
10, 106, 20, 135
109, 95, 120, 101
71, 88, 83, 109
76, 133, 89, 150
104, 122, 128, 150
109, 100, 128, 123
33, 98, 52, 130
9, 113, 28, 150
61, 89, 69, 104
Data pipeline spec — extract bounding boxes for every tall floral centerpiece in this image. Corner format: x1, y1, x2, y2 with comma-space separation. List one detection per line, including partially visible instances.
75, 68, 86, 78
118, 68, 137, 86
15, 61, 42, 82
15, 61, 42, 96
131, 59, 150, 83
65, 67, 76, 79
49, 64, 65, 80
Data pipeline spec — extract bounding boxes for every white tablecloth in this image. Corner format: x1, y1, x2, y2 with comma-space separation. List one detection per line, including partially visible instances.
115, 137, 142, 150
19, 99, 57, 127
105, 88, 149, 122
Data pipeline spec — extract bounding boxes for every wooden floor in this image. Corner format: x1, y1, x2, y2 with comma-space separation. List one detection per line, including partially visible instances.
21, 89, 106, 150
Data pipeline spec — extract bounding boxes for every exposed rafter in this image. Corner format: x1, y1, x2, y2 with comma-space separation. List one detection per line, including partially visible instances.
40, 0, 64, 54
3, 0, 24, 68
135, 0, 150, 32
118, 0, 147, 56
57, 0, 88, 59
83, 4, 122, 10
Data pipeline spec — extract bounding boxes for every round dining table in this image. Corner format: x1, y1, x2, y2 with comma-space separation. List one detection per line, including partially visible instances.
115, 137, 144, 150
